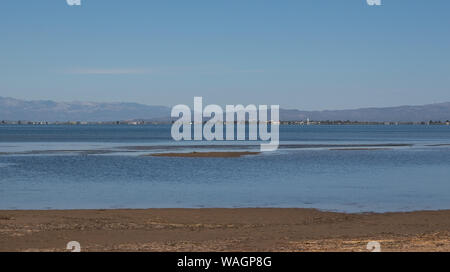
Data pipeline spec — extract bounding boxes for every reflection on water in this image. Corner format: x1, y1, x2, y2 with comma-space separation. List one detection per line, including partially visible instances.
0, 125, 449, 212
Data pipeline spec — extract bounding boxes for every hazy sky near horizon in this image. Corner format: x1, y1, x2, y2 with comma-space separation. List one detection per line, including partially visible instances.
1, 0, 449, 110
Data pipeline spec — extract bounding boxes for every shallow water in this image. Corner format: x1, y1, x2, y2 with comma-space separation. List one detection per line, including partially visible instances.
0, 124, 449, 212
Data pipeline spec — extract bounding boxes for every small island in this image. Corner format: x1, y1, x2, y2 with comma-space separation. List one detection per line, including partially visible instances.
147, 151, 260, 158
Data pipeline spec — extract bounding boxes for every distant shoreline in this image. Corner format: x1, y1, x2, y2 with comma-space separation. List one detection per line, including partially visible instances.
1, 121, 450, 125
1, 208, 450, 252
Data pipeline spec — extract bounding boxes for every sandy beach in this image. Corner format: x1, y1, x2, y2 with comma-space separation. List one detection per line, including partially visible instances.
1, 208, 449, 252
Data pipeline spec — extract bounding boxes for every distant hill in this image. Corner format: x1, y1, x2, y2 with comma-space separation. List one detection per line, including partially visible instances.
280, 102, 450, 122
0, 97, 170, 122
1, 97, 449, 122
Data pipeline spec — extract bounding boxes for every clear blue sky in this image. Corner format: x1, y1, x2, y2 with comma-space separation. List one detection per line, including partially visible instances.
1, 0, 449, 110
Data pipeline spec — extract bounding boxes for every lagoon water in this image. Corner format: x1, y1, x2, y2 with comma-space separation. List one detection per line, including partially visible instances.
1, 125, 450, 212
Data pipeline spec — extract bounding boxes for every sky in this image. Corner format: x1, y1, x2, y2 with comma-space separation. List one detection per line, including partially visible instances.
0, 0, 449, 110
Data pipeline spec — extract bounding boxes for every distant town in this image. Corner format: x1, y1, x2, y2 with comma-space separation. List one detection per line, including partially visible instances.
1, 120, 449, 126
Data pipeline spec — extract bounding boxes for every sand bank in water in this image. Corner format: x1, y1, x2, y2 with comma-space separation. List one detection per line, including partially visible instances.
147, 152, 260, 158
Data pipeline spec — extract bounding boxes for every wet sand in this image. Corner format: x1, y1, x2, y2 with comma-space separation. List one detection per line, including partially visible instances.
148, 152, 260, 158
1, 209, 450, 252
329, 148, 392, 151
0, 143, 417, 156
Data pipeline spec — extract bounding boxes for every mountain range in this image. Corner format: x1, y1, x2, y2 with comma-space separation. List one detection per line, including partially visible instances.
0, 97, 169, 122
1, 96, 449, 122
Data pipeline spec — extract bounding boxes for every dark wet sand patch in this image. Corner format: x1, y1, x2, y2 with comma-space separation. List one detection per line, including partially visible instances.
0, 143, 414, 156
330, 148, 392, 151
0, 150, 136, 156
0, 144, 414, 156
147, 151, 261, 158
118, 145, 260, 151
121, 143, 412, 151
426, 144, 450, 147
281, 143, 412, 149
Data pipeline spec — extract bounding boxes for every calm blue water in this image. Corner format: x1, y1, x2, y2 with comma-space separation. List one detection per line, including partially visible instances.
1, 125, 449, 212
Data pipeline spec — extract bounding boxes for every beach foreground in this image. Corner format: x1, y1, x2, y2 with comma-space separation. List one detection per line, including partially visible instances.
1, 209, 449, 252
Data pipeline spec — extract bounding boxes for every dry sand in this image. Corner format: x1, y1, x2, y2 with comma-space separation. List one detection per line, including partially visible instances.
1, 209, 450, 252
